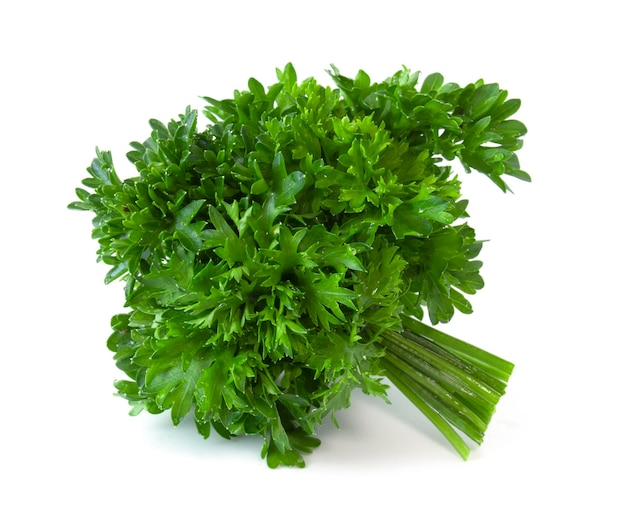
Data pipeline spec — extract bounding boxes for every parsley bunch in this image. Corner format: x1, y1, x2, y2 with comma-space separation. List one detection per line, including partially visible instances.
69, 64, 528, 467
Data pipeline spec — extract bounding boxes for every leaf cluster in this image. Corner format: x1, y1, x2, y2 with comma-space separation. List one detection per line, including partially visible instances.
69, 63, 527, 467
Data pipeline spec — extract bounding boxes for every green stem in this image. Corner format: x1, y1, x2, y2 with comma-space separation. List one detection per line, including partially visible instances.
382, 352, 486, 444
382, 330, 502, 408
383, 362, 471, 460
401, 316, 514, 382
379, 316, 514, 458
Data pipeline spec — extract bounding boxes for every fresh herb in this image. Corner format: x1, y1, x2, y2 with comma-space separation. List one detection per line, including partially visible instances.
69, 64, 528, 467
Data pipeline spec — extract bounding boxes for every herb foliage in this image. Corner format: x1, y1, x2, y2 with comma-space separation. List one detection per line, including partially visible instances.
69, 64, 528, 467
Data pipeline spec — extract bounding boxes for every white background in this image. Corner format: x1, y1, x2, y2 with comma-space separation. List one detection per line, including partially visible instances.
1, 1, 624, 524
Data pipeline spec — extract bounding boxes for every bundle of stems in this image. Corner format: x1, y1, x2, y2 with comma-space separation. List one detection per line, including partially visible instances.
381, 316, 513, 458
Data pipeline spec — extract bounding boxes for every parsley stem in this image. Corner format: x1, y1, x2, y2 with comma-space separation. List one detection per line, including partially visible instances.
381, 351, 487, 444
383, 362, 471, 460
400, 316, 514, 382
379, 318, 513, 457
